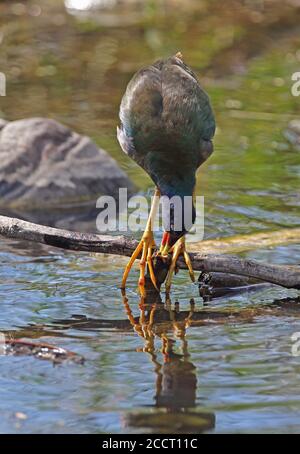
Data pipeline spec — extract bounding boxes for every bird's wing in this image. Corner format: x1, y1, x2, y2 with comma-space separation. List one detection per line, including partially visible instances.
118, 63, 163, 162
118, 55, 215, 169
161, 57, 215, 166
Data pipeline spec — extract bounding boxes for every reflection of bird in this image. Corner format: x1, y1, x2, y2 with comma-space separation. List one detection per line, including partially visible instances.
118, 53, 215, 297
123, 296, 216, 433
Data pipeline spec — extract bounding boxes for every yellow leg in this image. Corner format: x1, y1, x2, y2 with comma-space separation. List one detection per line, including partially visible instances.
165, 235, 195, 295
121, 188, 160, 297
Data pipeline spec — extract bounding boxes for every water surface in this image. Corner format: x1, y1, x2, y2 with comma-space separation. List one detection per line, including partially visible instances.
0, 0, 300, 434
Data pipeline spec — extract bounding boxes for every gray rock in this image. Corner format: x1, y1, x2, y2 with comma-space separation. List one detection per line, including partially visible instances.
0, 119, 8, 131
0, 118, 134, 211
283, 120, 300, 151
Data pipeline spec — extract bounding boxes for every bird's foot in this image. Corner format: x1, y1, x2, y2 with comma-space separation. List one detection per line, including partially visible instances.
165, 236, 195, 296
121, 231, 158, 298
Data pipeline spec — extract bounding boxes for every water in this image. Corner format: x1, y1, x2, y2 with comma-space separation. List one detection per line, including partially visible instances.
0, 0, 300, 434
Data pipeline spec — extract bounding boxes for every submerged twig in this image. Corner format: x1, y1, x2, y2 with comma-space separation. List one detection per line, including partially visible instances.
0, 214, 299, 289
2, 337, 84, 364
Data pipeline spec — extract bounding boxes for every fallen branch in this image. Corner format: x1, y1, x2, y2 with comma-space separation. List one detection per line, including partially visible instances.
0, 214, 299, 289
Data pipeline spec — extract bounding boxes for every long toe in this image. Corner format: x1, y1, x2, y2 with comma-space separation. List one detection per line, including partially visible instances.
164, 236, 194, 295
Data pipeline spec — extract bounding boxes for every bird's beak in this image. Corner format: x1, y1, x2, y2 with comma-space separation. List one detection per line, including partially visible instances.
159, 232, 171, 256
159, 231, 183, 256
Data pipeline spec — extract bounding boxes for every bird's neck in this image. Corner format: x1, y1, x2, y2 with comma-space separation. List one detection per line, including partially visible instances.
158, 177, 196, 199
144, 151, 196, 198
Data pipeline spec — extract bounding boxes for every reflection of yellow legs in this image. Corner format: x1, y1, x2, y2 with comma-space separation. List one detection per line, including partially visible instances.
123, 294, 195, 361
165, 236, 195, 295
121, 188, 160, 297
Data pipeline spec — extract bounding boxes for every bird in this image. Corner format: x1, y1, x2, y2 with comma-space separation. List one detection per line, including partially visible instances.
117, 52, 215, 298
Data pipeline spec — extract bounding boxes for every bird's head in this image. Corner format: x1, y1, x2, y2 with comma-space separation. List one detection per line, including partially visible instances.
148, 158, 197, 254
160, 190, 196, 252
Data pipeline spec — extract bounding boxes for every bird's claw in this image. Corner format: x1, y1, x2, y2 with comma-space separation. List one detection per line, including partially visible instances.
165, 237, 195, 295
121, 232, 158, 297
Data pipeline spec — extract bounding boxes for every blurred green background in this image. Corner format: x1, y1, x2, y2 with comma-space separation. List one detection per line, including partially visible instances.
1, 1, 300, 435
1, 0, 300, 238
